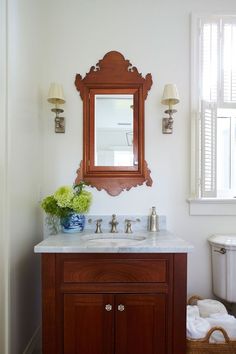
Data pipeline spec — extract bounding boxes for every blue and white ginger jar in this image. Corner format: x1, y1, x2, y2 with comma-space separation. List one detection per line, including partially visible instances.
61, 213, 85, 233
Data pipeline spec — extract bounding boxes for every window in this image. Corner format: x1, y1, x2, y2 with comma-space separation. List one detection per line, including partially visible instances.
192, 15, 236, 199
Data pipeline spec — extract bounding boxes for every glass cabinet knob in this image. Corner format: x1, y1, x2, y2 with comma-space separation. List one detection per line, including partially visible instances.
105, 304, 112, 312
118, 304, 125, 312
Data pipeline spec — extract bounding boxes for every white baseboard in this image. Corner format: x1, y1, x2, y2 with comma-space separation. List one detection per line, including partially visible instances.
23, 326, 41, 354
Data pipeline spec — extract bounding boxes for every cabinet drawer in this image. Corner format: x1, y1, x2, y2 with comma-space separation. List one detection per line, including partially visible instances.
62, 259, 168, 283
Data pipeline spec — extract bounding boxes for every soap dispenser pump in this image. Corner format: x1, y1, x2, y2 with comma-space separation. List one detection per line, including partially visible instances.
149, 206, 159, 232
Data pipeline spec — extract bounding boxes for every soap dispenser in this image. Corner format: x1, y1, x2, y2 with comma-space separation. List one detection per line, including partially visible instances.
149, 206, 159, 232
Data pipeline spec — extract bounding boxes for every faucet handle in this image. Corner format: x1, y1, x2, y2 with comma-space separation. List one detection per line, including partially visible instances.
124, 218, 141, 234
111, 214, 118, 222
125, 220, 133, 234
88, 218, 103, 233
95, 219, 103, 233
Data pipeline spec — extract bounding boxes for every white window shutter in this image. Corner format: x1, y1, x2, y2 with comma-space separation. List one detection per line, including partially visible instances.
201, 100, 217, 197
201, 20, 219, 102
222, 20, 236, 105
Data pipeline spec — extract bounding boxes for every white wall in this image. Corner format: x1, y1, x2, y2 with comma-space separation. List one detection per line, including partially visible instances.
3, 2, 235, 351
0, 0, 9, 352
41, 0, 236, 299
7, 0, 45, 352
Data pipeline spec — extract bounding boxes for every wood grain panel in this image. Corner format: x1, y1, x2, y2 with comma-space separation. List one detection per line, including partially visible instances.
63, 259, 168, 283
60, 282, 168, 294
64, 294, 114, 354
115, 294, 167, 354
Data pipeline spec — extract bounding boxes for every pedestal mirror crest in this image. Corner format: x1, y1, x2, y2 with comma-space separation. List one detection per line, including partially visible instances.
75, 51, 153, 196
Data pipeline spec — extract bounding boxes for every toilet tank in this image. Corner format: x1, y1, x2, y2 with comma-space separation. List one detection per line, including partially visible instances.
208, 235, 236, 303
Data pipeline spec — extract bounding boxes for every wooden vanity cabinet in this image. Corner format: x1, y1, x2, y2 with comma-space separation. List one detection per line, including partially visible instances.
64, 293, 166, 354
42, 253, 187, 354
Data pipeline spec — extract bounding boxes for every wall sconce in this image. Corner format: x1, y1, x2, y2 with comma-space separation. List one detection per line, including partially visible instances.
47, 83, 66, 133
161, 84, 180, 134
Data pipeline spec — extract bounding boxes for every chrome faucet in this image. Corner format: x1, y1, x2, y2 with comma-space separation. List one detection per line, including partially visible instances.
110, 214, 118, 233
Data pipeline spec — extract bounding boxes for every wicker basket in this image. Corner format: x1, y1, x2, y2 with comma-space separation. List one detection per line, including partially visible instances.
187, 295, 236, 354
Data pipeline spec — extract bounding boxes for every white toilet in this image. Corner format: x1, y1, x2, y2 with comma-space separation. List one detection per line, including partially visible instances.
208, 234, 236, 303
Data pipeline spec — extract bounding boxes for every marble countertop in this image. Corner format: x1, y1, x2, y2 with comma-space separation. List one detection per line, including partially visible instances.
34, 230, 193, 253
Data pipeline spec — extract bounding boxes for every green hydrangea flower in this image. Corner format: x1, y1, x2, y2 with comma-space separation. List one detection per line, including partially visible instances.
41, 195, 61, 216
41, 183, 92, 235
70, 191, 92, 213
54, 186, 74, 208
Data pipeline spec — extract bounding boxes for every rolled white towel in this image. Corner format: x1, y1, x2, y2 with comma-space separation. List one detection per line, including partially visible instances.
197, 299, 227, 318
187, 305, 200, 320
210, 313, 235, 321
207, 313, 236, 342
187, 317, 211, 339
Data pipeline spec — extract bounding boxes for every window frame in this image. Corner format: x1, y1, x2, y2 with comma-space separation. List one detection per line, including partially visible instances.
189, 13, 236, 215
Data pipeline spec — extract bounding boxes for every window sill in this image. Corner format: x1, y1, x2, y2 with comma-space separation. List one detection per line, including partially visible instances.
187, 198, 236, 215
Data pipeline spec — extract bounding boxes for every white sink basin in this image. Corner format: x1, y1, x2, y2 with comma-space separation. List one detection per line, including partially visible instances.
81, 233, 146, 247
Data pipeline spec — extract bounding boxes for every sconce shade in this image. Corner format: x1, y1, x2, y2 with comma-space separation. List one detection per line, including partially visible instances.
161, 84, 180, 106
47, 83, 65, 105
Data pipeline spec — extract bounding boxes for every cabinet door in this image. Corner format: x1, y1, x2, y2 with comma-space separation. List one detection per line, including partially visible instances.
64, 294, 114, 354
115, 294, 167, 354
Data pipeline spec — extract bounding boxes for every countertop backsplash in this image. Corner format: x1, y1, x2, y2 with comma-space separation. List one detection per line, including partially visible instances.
43, 215, 166, 238
85, 215, 166, 234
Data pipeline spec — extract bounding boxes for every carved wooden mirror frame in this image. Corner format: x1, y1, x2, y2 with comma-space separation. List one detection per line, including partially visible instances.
74, 51, 153, 196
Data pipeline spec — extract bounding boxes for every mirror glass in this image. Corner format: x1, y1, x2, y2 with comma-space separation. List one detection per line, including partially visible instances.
95, 94, 134, 166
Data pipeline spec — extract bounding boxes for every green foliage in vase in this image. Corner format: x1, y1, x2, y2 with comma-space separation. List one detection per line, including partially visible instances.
41, 182, 92, 219
54, 186, 74, 208
71, 191, 92, 213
